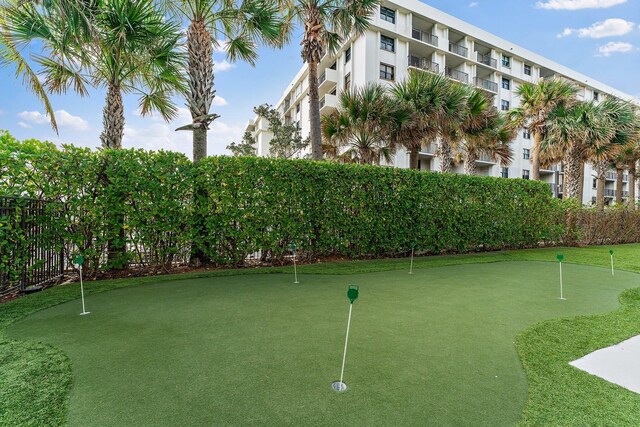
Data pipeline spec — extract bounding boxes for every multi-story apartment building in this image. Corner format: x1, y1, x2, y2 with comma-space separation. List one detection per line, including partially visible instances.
245, 0, 638, 205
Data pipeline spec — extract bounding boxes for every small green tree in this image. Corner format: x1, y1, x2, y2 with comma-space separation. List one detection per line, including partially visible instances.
227, 132, 257, 156
253, 104, 309, 159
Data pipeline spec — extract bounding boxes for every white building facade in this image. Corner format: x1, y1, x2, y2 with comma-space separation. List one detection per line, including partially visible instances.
245, 0, 638, 205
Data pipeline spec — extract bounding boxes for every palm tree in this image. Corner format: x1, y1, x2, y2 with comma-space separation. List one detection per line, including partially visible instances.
390, 71, 451, 170
4, 0, 186, 149
0, 0, 95, 132
169, 0, 289, 162
543, 101, 612, 200
508, 78, 578, 181
321, 83, 410, 165
456, 92, 514, 176
287, 0, 379, 160
586, 99, 638, 210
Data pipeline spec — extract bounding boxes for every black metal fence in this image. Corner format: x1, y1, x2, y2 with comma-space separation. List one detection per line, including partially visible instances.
0, 196, 64, 298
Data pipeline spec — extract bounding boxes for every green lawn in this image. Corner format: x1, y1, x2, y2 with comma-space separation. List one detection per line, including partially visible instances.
4, 246, 640, 426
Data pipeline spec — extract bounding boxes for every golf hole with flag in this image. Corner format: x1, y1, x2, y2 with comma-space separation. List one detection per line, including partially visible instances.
332, 285, 359, 392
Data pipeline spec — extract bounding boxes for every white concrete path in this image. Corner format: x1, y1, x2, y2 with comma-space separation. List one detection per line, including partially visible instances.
570, 335, 640, 394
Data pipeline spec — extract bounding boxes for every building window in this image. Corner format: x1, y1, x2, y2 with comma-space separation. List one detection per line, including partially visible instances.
524, 64, 532, 76
380, 6, 395, 23
502, 77, 510, 90
501, 167, 509, 178
344, 73, 351, 91
345, 47, 351, 64
295, 103, 300, 114
502, 55, 511, 68
594, 91, 600, 101
330, 87, 337, 96
330, 61, 337, 70
380, 35, 395, 52
593, 178, 597, 189
522, 170, 530, 180
523, 128, 531, 139
380, 63, 395, 81
501, 100, 510, 111
523, 149, 530, 160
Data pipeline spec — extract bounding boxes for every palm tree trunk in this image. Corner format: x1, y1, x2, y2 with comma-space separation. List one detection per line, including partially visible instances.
409, 147, 419, 169
577, 163, 585, 203
615, 167, 624, 204
595, 160, 607, 211
464, 151, 478, 175
187, 19, 215, 163
563, 150, 582, 200
308, 61, 322, 160
629, 162, 636, 208
100, 82, 124, 149
438, 140, 454, 173
531, 132, 541, 181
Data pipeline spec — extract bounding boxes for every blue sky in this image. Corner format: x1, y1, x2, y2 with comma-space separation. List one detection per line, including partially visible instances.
1, 0, 638, 158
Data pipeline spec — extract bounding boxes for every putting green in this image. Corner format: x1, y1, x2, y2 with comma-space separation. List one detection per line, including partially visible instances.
7, 261, 638, 426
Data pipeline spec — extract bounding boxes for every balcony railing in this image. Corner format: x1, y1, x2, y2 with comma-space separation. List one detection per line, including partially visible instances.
623, 191, 630, 197
605, 172, 616, 180
319, 73, 326, 84
424, 143, 437, 154
412, 28, 439, 47
476, 52, 497, 68
408, 55, 439, 73
319, 96, 325, 109
448, 42, 468, 57
477, 153, 495, 163
284, 100, 291, 111
445, 67, 469, 84
604, 189, 616, 197
473, 77, 498, 93
623, 174, 629, 182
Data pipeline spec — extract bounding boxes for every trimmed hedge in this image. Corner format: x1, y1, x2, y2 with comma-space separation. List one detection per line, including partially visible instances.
194, 156, 561, 264
2, 134, 565, 277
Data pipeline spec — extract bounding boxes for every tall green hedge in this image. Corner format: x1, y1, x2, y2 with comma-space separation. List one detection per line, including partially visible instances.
194, 156, 561, 265
2, 134, 565, 278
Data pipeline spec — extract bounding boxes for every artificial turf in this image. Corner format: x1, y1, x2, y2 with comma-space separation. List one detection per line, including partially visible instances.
5, 256, 640, 426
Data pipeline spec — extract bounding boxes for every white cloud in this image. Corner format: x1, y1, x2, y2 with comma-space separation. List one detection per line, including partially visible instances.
213, 59, 234, 72
557, 18, 636, 38
469, 2, 479, 7
17, 121, 32, 129
212, 96, 228, 107
17, 110, 90, 131
597, 41, 635, 56
536, 0, 627, 10
122, 107, 242, 157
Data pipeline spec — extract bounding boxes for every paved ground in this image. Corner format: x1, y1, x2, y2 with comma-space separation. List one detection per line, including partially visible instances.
570, 335, 640, 394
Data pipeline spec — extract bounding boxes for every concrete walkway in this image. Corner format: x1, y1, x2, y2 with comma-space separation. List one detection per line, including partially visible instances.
570, 335, 640, 394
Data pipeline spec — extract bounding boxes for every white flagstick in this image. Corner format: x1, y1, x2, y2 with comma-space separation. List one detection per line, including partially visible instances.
338, 303, 353, 390
559, 262, 565, 300
611, 254, 614, 276
333, 285, 359, 392
79, 265, 89, 315
293, 251, 299, 284
409, 247, 414, 275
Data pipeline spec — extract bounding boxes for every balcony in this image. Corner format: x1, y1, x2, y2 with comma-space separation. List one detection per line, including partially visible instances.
283, 100, 291, 111
319, 68, 338, 94
476, 153, 496, 164
476, 52, 497, 68
604, 189, 616, 197
605, 172, 616, 181
412, 28, 439, 47
319, 93, 338, 114
623, 174, 629, 182
445, 67, 469, 84
623, 191, 630, 197
408, 55, 439, 74
473, 77, 498, 93
448, 42, 468, 58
